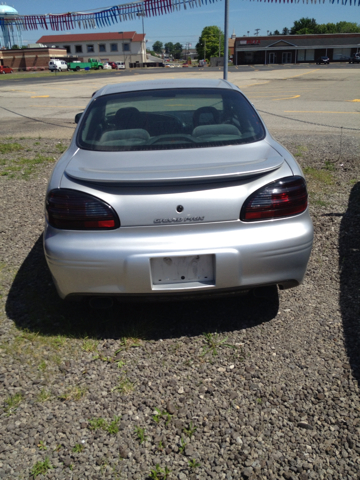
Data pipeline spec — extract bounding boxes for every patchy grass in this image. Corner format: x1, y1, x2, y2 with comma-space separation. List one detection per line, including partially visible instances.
0, 137, 70, 181
303, 166, 334, 186
112, 375, 135, 394
324, 160, 336, 171
59, 385, 87, 402
4, 393, 23, 415
0, 154, 55, 179
201, 332, 236, 357
72, 443, 85, 453
30, 457, 53, 478
134, 426, 148, 444
0, 331, 72, 362
55, 142, 67, 154
37, 388, 53, 403
0, 141, 23, 155
293, 145, 308, 157
88, 416, 121, 434
303, 166, 335, 207
149, 464, 171, 480
82, 338, 98, 353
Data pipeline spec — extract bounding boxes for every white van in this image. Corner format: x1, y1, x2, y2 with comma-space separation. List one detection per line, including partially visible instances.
49, 59, 68, 72
115, 61, 126, 69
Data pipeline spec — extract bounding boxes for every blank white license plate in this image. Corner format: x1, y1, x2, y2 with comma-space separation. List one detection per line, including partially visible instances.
151, 255, 214, 285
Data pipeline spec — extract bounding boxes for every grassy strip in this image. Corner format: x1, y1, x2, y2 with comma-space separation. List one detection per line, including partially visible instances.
0, 69, 121, 81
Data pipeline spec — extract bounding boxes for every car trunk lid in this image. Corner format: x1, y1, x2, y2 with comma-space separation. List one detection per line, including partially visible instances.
62, 141, 289, 227
65, 141, 284, 185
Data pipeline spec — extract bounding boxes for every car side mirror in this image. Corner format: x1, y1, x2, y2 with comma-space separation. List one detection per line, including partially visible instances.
74, 112, 83, 124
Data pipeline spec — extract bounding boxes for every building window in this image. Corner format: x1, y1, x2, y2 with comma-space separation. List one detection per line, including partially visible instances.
63, 45, 71, 54
122, 43, 130, 52
110, 43, 118, 52
297, 50, 314, 61
87, 44, 94, 53
99, 44, 106, 52
75, 45, 83, 53
297, 50, 305, 61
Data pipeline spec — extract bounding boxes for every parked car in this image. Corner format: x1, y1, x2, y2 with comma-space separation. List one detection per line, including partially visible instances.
108, 62, 117, 69
44, 78, 313, 301
349, 54, 360, 64
182, 63, 189, 68
103, 63, 112, 70
115, 62, 126, 69
0, 65, 13, 74
165, 64, 175, 68
316, 56, 330, 65
48, 59, 68, 72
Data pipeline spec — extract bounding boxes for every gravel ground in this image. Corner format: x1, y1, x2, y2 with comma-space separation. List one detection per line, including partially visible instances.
0, 131, 360, 480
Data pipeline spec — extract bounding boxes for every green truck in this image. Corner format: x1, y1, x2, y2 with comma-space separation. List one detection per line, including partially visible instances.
68, 58, 104, 71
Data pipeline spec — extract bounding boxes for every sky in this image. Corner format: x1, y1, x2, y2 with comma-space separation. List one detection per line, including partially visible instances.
5, 0, 360, 49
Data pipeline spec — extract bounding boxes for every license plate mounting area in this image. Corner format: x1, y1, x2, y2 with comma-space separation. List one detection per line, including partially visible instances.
151, 254, 214, 286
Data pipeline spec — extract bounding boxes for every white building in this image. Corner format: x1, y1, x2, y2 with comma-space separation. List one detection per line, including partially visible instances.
37, 31, 146, 67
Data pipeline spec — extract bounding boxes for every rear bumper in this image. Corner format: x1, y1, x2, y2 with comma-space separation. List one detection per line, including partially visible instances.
44, 214, 313, 299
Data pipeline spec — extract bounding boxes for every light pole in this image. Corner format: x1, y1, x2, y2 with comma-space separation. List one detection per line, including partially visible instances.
118, 31, 125, 66
136, 10, 146, 65
223, 0, 229, 79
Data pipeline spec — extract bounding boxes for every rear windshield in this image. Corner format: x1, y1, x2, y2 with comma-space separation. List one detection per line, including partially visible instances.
77, 88, 265, 151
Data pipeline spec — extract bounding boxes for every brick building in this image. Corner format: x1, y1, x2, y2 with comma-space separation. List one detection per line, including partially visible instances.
234, 33, 360, 65
0, 47, 67, 71
36, 31, 146, 68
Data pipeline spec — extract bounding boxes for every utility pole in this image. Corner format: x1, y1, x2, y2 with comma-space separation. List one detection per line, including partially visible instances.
223, 0, 229, 80
219, 31, 221, 58
136, 9, 146, 65
119, 31, 125, 66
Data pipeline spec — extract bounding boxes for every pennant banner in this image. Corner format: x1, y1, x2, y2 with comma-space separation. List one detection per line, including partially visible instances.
3, 0, 360, 32
2, 0, 223, 32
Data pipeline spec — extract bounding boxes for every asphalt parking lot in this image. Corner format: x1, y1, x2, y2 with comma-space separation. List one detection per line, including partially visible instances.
0, 65, 359, 139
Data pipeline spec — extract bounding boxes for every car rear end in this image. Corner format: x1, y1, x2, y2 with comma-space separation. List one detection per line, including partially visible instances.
44, 80, 313, 300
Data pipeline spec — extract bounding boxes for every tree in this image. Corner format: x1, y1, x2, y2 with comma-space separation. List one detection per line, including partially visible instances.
275, 18, 360, 36
11, 44, 19, 49
333, 21, 360, 33
282, 27, 290, 35
290, 18, 317, 34
152, 41, 163, 54
164, 42, 174, 55
196, 26, 224, 62
173, 42, 183, 60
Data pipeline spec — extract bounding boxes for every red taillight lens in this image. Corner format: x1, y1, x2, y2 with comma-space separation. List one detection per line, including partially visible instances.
46, 189, 120, 230
240, 176, 308, 222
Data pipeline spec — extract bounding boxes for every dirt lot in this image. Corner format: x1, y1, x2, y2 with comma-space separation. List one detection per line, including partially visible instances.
0, 130, 360, 479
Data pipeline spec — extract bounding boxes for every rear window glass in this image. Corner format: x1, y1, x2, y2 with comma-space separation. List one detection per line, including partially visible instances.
77, 88, 265, 151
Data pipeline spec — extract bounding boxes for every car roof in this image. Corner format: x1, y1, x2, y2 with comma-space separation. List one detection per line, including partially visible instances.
94, 79, 238, 98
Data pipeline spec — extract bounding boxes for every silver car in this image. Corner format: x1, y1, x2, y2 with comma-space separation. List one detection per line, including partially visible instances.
44, 79, 313, 300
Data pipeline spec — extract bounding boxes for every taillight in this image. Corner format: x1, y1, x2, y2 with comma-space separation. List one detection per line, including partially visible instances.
240, 176, 308, 222
46, 189, 120, 230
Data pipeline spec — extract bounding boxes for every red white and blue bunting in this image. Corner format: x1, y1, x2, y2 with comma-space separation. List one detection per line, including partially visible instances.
1, 0, 221, 32
1, 0, 359, 32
